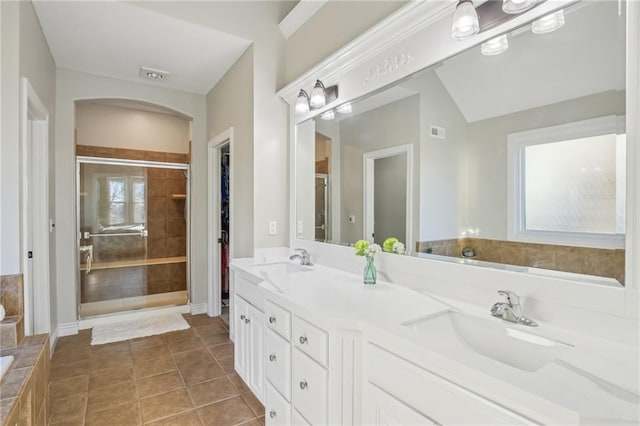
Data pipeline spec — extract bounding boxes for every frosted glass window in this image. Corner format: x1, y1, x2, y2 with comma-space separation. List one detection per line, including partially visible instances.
102, 176, 146, 225
524, 134, 625, 234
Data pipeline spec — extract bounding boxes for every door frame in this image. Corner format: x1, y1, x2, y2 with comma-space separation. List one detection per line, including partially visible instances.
20, 77, 51, 335
363, 144, 414, 253
207, 128, 234, 317
315, 173, 329, 242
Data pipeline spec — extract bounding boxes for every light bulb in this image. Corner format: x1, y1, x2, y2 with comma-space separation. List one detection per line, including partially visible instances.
481, 34, 509, 56
502, 0, 537, 14
295, 90, 310, 115
531, 10, 565, 34
309, 80, 326, 108
337, 103, 352, 114
451, 0, 479, 41
320, 110, 335, 120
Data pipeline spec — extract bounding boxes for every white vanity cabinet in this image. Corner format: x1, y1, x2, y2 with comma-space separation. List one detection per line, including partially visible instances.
232, 272, 266, 403
362, 343, 536, 425
264, 298, 334, 426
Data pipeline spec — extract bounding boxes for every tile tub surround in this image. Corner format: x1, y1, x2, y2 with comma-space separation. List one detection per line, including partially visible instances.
0, 274, 24, 317
47, 314, 263, 425
416, 238, 625, 283
0, 334, 50, 426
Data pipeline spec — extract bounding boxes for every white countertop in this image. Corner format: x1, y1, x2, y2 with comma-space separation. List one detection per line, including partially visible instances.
231, 257, 640, 425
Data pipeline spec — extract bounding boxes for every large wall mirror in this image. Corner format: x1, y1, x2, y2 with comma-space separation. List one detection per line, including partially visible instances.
295, 0, 627, 287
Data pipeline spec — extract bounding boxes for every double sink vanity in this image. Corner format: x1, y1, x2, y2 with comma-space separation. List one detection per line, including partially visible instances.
230, 251, 639, 425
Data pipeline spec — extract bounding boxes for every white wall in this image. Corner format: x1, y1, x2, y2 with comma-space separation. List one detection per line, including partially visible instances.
75, 102, 190, 154
295, 120, 316, 241
1, 1, 58, 329
55, 69, 206, 325
401, 70, 468, 242
252, 29, 290, 250
206, 47, 255, 258
338, 95, 420, 245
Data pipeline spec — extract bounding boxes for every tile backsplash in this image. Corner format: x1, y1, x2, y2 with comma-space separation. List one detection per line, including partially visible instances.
416, 238, 625, 284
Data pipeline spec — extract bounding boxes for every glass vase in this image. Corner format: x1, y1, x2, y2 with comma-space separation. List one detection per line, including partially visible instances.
363, 256, 377, 285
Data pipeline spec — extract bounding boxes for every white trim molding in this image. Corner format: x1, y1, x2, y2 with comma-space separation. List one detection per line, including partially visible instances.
57, 322, 79, 337
20, 77, 51, 337
190, 303, 208, 315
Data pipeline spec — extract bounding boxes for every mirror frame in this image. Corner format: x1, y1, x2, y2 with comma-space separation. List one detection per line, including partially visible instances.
279, 0, 639, 315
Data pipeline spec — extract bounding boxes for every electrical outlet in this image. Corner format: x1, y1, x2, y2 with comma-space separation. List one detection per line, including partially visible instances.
269, 221, 277, 236
297, 220, 303, 234
348, 215, 356, 224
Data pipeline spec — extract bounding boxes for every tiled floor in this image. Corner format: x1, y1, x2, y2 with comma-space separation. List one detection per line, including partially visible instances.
49, 314, 264, 425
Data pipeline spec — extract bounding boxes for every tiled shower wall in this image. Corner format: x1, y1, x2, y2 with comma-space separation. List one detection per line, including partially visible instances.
416, 238, 625, 284
77, 146, 189, 300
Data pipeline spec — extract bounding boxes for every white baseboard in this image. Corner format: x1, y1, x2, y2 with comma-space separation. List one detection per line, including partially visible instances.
190, 303, 208, 315
57, 322, 79, 337
78, 305, 190, 330
50, 326, 59, 355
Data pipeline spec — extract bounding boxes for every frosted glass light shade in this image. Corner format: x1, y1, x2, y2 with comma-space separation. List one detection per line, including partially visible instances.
295, 90, 310, 115
532, 10, 565, 34
502, 0, 537, 14
320, 110, 335, 120
309, 80, 326, 108
451, 0, 479, 40
481, 34, 509, 55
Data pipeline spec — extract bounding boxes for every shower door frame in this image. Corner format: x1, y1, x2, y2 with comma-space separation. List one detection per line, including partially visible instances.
75, 156, 191, 319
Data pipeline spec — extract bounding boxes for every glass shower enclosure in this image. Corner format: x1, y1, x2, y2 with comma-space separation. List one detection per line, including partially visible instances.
77, 157, 189, 317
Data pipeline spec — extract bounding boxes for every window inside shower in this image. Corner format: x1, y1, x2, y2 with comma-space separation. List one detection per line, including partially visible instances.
77, 158, 189, 318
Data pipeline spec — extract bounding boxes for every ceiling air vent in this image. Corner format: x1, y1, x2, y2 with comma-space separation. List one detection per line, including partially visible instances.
139, 66, 170, 81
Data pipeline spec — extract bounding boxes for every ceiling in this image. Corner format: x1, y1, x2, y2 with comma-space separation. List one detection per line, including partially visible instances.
33, 1, 298, 95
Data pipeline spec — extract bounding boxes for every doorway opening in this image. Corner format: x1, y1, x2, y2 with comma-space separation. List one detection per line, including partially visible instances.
220, 144, 230, 323
363, 144, 414, 251
207, 128, 233, 322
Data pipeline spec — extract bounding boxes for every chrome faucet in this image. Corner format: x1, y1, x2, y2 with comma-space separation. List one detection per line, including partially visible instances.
289, 248, 313, 266
490, 290, 537, 326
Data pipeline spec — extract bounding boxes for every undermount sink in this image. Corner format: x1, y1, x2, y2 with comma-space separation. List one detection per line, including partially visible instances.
403, 310, 572, 372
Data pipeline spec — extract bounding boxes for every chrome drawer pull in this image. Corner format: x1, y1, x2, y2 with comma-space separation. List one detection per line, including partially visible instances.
269, 316, 276, 324
299, 335, 308, 344
269, 353, 276, 362
269, 410, 277, 419
299, 380, 308, 390
240, 314, 245, 320
244, 318, 250, 324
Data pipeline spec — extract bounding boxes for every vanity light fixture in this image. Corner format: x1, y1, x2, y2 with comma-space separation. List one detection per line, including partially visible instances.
481, 34, 509, 55
337, 103, 352, 114
502, 0, 537, 15
451, 0, 480, 40
531, 9, 565, 34
320, 110, 335, 120
294, 79, 339, 115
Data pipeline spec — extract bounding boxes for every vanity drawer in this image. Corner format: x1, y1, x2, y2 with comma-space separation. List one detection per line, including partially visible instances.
365, 343, 535, 425
265, 328, 291, 401
265, 383, 291, 426
292, 316, 328, 367
292, 348, 328, 425
265, 300, 291, 341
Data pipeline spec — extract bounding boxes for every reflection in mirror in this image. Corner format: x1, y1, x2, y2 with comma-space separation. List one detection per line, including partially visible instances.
295, 1, 627, 286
